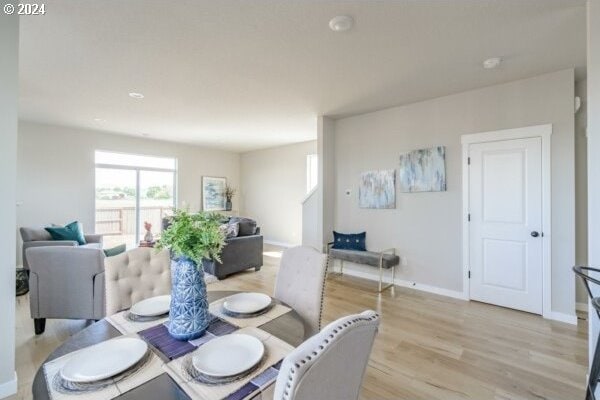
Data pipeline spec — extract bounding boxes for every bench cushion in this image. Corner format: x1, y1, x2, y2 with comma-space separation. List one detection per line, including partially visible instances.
329, 248, 399, 269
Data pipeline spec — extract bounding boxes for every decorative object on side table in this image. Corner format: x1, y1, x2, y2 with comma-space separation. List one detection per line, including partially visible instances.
143, 221, 154, 242
156, 209, 226, 340
224, 184, 236, 211
202, 176, 227, 211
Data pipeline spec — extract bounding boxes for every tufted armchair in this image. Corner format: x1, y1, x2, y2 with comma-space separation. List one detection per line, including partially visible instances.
273, 246, 328, 337
273, 310, 380, 400
104, 247, 171, 316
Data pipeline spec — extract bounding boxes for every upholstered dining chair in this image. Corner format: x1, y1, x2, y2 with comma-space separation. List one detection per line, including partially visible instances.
274, 246, 328, 337
104, 247, 171, 316
273, 310, 380, 400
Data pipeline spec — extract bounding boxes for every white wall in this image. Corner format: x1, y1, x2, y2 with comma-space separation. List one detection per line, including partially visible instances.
587, 0, 600, 368
240, 141, 316, 246
17, 122, 241, 263
0, 10, 18, 399
318, 117, 336, 252
575, 78, 588, 306
302, 190, 319, 249
333, 69, 576, 316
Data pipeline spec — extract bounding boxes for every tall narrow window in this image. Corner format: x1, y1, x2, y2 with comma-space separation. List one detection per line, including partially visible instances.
307, 154, 318, 193
95, 151, 177, 248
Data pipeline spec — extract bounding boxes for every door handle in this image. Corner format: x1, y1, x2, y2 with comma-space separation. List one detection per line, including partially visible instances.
530, 231, 540, 238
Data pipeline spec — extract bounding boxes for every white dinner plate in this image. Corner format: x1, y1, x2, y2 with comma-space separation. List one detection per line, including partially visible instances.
192, 334, 265, 378
223, 292, 271, 315
130, 295, 171, 317
60, 337, 148, 383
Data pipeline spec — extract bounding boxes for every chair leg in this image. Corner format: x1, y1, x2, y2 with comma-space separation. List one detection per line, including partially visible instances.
379, 259, 384, 292
34, 318, 46, 335
377, 261, 395, 293
587, 330, 600, 400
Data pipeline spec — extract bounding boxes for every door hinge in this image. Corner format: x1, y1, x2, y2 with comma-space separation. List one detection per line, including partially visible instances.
468, 270, 471, 279
467, 213, 471, 222
467, 157, 471, 165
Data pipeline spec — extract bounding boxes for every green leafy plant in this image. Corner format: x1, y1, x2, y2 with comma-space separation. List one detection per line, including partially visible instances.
156, 209, 226, 264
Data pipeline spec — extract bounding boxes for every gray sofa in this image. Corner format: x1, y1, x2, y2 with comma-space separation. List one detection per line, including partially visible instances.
20, 227, 103, 270
203, 227, 263, 280
163, 216, 264, 280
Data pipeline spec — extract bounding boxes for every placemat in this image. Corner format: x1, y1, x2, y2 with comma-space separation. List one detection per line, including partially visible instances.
224, 360, 283, 400
106, 310, 169, 334
209, 297, 291, 329
163, 327, 293, 400
139, 315, 237, 360
43, 334, 164, 400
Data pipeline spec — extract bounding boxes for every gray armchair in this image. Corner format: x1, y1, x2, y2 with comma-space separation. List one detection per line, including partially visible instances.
26, 246, 106, 334
20, 227, 103, 270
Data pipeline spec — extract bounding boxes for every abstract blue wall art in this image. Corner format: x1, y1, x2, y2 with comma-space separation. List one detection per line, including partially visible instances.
359, 170, 396, 209
399, 146, 446, 192
202, 176, 227, 211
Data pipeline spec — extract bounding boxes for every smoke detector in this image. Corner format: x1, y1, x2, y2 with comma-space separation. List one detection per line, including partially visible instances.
329, 16, 354, 32
483, 57, 502, 69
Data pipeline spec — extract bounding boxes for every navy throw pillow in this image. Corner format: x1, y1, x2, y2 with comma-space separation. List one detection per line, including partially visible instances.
45, 221, 87, 245
332, 231, 366, 251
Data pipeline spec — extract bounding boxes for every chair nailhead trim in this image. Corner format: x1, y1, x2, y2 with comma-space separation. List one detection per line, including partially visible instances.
279, 311, 380, 400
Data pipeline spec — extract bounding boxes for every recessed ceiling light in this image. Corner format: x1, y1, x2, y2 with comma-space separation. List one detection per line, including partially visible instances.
129, 92, 144, 99
329, 15, 354, 32
93, 118, 104, 122
483, 57, 501, 69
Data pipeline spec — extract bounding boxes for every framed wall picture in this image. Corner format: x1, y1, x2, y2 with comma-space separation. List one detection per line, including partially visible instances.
359, 169, 396, 209
398, 146, 446, 192
202, 176, 227, 211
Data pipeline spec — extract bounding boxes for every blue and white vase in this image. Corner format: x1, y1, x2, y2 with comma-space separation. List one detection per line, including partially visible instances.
168, 256, 210, 340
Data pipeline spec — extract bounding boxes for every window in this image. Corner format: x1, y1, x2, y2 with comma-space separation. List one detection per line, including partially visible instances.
307, 154, 318, 193
95, 151, 177, 248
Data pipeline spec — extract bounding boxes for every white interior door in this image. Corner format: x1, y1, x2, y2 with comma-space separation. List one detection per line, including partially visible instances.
468, 137, 543, 314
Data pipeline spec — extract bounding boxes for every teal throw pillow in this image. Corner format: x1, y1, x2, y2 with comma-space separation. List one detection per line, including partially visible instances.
103, 244, 127, 257
45, 221, 87, 245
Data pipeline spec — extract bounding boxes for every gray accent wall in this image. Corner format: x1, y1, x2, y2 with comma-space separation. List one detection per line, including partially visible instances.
333, 69, 576, 316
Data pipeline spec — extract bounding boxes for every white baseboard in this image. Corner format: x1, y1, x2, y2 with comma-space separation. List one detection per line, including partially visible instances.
576, 302, 588, 312
330, 265, 578, 321
263, 240, 297, 248
549, 311, 578, 325
331, 266, 467, 300
394, 279, 468, 300
0, 372, 17, 399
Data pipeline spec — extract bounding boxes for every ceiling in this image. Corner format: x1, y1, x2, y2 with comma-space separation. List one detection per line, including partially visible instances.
19, 0, 586, 152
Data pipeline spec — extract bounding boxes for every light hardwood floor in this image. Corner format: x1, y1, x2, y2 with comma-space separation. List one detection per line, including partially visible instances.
10, 245, 588, 399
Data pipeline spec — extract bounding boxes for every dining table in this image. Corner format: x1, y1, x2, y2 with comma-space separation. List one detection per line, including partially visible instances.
32, 290, 306, 400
